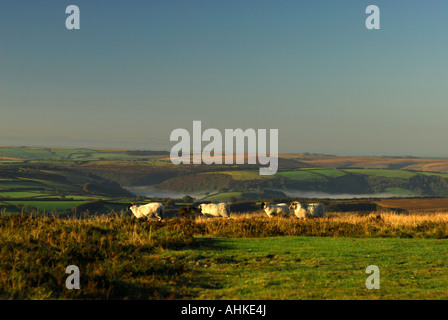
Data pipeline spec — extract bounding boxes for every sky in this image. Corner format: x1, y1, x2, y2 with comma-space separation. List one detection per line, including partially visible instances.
0, 1, 447, 156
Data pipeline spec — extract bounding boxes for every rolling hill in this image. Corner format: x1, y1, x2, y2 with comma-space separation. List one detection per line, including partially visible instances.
3, 147, 448, 203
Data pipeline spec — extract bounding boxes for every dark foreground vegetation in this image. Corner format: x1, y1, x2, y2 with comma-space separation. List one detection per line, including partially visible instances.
1, 211, 448, 299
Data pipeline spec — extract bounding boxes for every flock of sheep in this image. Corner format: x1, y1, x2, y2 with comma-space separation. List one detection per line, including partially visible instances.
128, 200, 326, 221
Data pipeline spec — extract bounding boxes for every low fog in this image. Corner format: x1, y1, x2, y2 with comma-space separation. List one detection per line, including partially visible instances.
126, 186, 412, 200
278, 190, 413, 199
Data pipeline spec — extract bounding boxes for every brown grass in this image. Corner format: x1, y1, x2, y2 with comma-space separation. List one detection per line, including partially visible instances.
181, 210, 448, 239
0, 214, 195, 299
329, 211, 448, 226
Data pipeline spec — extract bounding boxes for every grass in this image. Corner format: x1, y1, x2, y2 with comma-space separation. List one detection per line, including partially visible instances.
1, 211, 448, 299
189, 212, 448, 239
0, 191, 46, 198
0, 180, 45, 189
167, 236, 448, 299
277, 170, 326, 182
308, 168, 347, 178
421, 172, 448, 179
20, 178, 79, 191
204, 170, 274, 181
343, 169, 418, 179
202, 192, 242, 202
0, 214, 195, 299
383, 187, 416, 195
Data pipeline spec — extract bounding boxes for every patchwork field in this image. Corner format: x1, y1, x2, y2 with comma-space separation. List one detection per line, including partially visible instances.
3, 147, 448, 199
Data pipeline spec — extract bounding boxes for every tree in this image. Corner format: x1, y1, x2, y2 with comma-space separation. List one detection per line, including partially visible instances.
182, 195, 194, 203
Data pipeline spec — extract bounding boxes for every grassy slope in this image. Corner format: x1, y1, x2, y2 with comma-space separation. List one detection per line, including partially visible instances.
277, 170, 326, 182
202, 192, 243, 202
342, 168, 417, 179
308, 168, 347, 178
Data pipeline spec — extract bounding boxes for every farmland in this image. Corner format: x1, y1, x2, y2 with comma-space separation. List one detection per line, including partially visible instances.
4, 146, 448, 214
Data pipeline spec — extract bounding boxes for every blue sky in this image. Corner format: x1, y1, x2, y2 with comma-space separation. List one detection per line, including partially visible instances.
0, 1, 447, 156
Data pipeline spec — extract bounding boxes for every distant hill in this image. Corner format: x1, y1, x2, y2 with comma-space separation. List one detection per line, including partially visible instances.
0, 147, 167, 161
3, 147, 448, 200
0, 162, 134, 200
281, 154, 448, 173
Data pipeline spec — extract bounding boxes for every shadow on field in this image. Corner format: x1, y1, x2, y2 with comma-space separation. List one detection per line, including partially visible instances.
194, 237, 234, 251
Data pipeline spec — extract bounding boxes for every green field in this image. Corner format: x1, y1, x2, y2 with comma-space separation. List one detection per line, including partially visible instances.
308, 168, 347, 178
0, 191, 48, 198
165, 236, 448, 299
343, 169, 418, 179
0, 180, 44, 189
202, 192, 243, 202
277, 170, 326, 182
2, 214, 448, 300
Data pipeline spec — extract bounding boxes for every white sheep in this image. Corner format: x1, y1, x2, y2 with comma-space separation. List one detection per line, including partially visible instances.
289, 201, 326, 219
128, 202, 165, 221
197, 203, 230, 218
260, 202, 290, 218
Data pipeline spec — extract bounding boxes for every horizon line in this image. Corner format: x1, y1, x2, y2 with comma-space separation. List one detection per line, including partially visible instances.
0, 145, 446, 159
